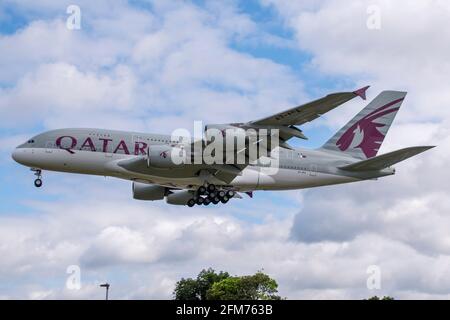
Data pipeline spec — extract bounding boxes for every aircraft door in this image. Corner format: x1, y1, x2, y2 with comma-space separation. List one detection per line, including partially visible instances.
309, 164, 317, 176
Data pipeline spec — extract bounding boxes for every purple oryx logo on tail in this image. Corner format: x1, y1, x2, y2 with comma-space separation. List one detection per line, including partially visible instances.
336, 98, 403, 158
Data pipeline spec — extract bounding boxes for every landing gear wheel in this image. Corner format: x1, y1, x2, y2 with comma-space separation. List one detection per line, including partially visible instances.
220, 196, 229, 204
218, 190, 226, 198
208, 192, 216, 199
198, 186, 207, 195
203, 198, 211, 206
196, 197, 204, 205
187, 199, 196, 207
226, 190, 235, 198
34, 178, 43, 188
207, 184, 216, 193
212, 199, 220, 205
32, 169, 43, 188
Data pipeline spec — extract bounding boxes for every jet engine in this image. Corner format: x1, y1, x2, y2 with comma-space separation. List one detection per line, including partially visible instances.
166, 190, 195, 205
132, 182, 167, 200
147, 145, 187, 169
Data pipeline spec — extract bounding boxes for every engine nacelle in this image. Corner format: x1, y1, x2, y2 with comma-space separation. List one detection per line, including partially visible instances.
132, 182, 167, 201
148, 145, 187, 169
166, 190, 195, 205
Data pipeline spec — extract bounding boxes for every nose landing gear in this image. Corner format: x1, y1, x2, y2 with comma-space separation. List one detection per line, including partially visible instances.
34, 178, 43, 188
32, 169, 43, 188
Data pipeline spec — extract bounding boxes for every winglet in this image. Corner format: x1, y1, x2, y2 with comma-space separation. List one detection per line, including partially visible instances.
353, 85, 370, 100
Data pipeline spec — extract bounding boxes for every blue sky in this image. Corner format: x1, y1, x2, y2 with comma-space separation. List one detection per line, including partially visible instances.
1, 0, 449, 300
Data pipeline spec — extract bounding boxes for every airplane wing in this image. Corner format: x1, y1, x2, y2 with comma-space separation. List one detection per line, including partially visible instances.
118, 86, 371, 183
249, 86, 370, 128
198, 86, 371, 177
115, 154, 245, 184
203, 86, 370, 149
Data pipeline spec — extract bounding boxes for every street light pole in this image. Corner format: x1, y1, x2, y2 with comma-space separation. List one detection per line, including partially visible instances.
100, 283, 110, 300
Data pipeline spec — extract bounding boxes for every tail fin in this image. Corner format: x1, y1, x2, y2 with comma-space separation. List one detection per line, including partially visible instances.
321, 91, 407, 159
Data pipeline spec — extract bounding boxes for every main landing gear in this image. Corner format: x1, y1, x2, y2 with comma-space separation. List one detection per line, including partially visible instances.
32, 169, 43, 188
187, 184, 235, 207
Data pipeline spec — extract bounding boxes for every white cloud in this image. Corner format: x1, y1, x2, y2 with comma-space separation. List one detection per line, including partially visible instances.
4, 195, 450, 299
0, 19, 129, 84
266, 0, 450, 121
81, 226, 157, 267
0, 2, 305, 133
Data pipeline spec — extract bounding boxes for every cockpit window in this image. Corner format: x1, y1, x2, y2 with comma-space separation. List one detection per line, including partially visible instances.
27, 139, 35, 143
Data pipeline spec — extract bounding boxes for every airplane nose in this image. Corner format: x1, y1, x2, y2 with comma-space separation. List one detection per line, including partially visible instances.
12, 147, 27, 165
11, 148, 19, 162
12, 148, 19, 162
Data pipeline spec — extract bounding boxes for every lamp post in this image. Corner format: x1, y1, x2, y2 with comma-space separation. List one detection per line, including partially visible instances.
100, 283, 110, 300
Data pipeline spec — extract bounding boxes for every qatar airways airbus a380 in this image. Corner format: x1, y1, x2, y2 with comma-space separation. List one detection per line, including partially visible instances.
12, 86, 434, 207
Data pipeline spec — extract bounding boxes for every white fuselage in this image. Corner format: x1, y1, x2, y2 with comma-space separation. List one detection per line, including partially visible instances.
11, 128, 362, 192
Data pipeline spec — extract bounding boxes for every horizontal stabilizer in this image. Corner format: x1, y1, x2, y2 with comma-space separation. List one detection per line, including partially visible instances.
339, 146, 435, 172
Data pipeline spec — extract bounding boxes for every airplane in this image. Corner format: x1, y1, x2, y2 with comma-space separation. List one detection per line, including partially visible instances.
12, 86, 434, 207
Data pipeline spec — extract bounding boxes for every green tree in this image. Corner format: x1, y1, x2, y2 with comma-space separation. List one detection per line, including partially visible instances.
196, 268, 230, 300
206, 271, 281, 300
173, 268, 229, 300
173, 278, 199, 300
206, 277, 242, 300
367, 296, 395, 300
173, 269, 281, 300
